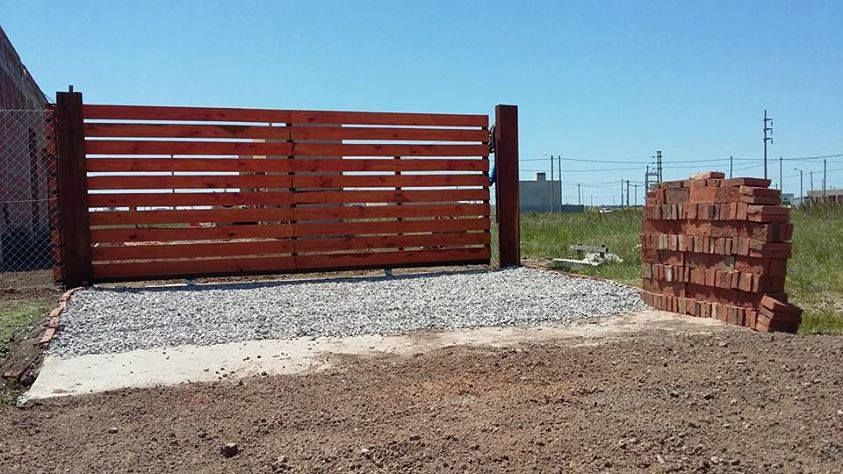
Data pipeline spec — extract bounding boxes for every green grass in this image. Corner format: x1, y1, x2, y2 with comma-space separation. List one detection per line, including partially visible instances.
0, 301, 49, 353
786, 205, 843, 333
515, 207, 843, 335
1, 300, 50, 405
521, 209, 644, 286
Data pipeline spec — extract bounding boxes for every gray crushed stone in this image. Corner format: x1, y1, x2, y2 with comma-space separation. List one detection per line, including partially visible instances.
49, 268, 646, 358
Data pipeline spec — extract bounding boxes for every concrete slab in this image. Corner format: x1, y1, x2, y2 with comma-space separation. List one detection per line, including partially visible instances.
24, 310, 727, 401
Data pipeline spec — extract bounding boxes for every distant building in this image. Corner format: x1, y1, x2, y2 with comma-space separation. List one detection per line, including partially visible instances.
807, 189, 843, 205
519, 173, 584, 213
781, 193, 794, 205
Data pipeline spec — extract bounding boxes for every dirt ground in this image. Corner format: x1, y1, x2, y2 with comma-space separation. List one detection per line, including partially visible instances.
2, 327, 841, 473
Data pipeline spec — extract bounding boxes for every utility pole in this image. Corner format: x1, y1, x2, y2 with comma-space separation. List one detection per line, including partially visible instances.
626, 180, 630, 207
549, 154, 555, 213
645, 165, 649, 191
794, 168, 803, 207
656, 150, 663, 183
779, 156, 783, 191
823, 158, 828, 201
558, 155, 564, 205
577, 183, 582, 206
810, 170, 815, 200
620, 180, 624, 208
763, 109, 773, 180
632, 183, 640, 206
729, 155, 733, 178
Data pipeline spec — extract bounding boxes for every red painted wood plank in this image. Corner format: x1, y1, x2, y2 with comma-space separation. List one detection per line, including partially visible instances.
295, 217, 490, 237
91, 232, 488, 262
85, 140, 293, 156
87, 191, 293, 208
85, 123, 487, 142
89, 218, 489, 243
89, 208, 295, 226
291, 174, 488, 189
85, 157, 488, 173
292, 143, 487, 157
84, 104, 487, 127
92, 240, 295, 261
85, 141, 486, 157
85, 123, 291, 139
294, 247, 491, 270
90, 223, 295, 244
84, 104, 292, 123
92, 255, 297, 280
88, 203, 489, 226
291, 189, 489, 205
87, 175, 293, 190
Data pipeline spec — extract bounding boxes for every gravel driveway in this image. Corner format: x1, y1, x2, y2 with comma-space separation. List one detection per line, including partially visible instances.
50, 268, 646, 358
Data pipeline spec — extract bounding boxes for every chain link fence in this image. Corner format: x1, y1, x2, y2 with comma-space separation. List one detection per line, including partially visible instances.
0, 107, 57, 275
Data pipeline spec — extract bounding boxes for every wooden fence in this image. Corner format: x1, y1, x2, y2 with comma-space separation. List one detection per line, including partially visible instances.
53, 91, 520, 286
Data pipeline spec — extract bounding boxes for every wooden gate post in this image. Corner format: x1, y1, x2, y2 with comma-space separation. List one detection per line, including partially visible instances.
494, 104, 520, 267
55, 91, 92, 287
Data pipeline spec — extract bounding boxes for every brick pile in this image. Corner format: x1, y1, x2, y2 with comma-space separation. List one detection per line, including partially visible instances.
640, 171, 803, 333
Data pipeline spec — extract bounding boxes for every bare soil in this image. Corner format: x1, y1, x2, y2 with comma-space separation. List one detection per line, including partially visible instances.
2, 328, 841, 473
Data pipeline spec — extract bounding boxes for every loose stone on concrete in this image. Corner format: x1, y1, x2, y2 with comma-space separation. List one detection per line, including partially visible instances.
50, 268, 646, 358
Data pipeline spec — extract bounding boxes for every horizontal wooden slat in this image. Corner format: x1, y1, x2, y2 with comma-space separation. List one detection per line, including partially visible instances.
295, 247, 491, 269
89, 203, 489, 226
293, 174, 487, 189
92, 240, 295, 261
85, 141, 487, 157
85, 123, 291, 140
294, 232, 488, 253
84, 104, 292, 123
291, 189, 488, 205
89, 207, 292, 226
84, 104, 487, 127
292, 126, 487, 142
288, 110, 487, 127
295, 217, 490, 237
88, 191, 293, 208
90, 218, 490, 243
88, 175, 292, 190
91, 223, 294, 243
86, 157, 488, 173
294, 143, 488, 157
92, 247, 490, 280
294, 202, 490, 221
87, 174, 487, 191
88, 189, 487, 208
85, 140, 293, 156
85, 123, 487, 142
91, 232, 488, 261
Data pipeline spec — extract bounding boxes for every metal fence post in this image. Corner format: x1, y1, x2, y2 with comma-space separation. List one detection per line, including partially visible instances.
55, 91, 92, 287
494, 104, 520, 268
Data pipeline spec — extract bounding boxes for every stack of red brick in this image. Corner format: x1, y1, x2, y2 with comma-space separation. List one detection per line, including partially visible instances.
640, 171, 803, 333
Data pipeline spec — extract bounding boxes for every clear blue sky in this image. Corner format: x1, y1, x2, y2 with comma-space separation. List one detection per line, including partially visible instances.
3, 0, 842, 204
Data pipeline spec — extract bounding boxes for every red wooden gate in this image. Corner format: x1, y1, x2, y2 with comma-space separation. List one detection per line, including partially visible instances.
53, 92, 518, 285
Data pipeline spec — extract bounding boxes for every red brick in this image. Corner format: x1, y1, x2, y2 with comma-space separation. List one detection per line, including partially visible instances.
721, 177, 772, 187
690, 187, 717, 203
740, 194, 781, 205
759, 306, 802, 325
665, 187, 690, 204
760, 295, 803, 317
690, 171, 726, 180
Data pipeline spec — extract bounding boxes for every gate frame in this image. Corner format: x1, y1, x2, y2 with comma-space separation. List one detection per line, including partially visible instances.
53, 91, 519, 287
